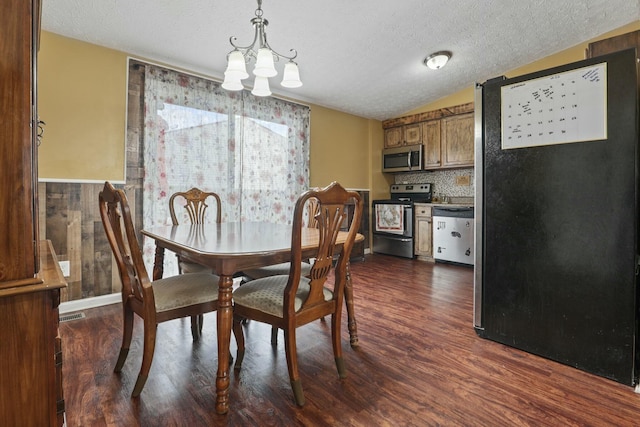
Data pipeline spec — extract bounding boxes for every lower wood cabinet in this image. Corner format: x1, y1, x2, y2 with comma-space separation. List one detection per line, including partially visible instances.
414, 204, 434, 261
0, 241, 67, 427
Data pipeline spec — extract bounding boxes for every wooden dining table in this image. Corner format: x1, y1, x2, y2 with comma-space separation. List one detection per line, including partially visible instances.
141, 222, 362, 415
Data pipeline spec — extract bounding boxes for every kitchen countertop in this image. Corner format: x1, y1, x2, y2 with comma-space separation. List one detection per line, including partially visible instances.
415, 197, 474, 208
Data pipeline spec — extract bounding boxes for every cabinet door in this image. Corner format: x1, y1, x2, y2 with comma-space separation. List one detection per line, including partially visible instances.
441, 113, 474, 167
404, 123, 421, 145
415, 216, 433, 257
421, 120, 441, 169
384, 127, 404, 148
0, 0, 38, 282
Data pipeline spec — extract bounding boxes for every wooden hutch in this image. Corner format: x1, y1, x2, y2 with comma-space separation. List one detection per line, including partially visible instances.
0, 0, 67, 426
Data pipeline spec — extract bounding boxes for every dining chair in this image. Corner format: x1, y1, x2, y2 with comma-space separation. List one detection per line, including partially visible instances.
169, 187, 222, 274
232, 182, 363, 406
241, 196, 320, 344
169, 187, 222, 338
99, 181, 221, 397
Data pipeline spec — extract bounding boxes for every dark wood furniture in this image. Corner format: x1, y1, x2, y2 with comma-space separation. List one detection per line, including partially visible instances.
169, 187, 222, 275
232, 182, 363, 406
0, 0, 68, 425
99, 182, 222, 397
0, 241, 67, 427
142, 218, 362, 414
242, 196, 318, 280
169, 187, 223, 338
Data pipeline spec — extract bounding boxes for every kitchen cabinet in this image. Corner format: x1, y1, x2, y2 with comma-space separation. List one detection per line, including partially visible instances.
441, 113, 475, 167
421, 120, 441, 168
384, 122, 421, 148
382, 102, 475, 170
587, 30, 640, 94
0, 1, 67, 425
414, 204, 434, 261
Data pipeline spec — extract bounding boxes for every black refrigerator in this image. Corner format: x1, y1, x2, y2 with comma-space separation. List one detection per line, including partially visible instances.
474, 48, 640, 386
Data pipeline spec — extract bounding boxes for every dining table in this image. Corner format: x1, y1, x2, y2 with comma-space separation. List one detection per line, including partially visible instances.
141, 221, 362, 414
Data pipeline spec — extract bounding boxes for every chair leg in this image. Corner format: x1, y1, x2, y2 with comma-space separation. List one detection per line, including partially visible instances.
332, 313, 347, 379
132, 318, 157, 397
232, 314, 245, 370
190, 315, 201, 341
115, 305, 134, 373
284, 328, 305, 406
271, 326, 279, 345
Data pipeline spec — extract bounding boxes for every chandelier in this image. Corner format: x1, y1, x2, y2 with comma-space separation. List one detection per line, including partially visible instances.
222, 0, 302, 96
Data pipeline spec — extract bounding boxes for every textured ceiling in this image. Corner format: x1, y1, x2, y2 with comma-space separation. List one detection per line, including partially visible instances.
42, 0, 640, 121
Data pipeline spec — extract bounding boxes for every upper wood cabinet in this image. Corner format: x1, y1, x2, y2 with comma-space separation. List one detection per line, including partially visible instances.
384, 122, 422, 148
421, 120, 441, 168
382, 102, 475, 170
441, 113, 474, 167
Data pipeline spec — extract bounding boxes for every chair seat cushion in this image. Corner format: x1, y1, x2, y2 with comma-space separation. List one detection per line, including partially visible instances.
232, 275, 333, 318
152, 272, 219, 313
243, 262, 312, 280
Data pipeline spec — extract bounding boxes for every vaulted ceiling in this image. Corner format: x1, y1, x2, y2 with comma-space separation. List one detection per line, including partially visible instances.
42, 0, 640, 121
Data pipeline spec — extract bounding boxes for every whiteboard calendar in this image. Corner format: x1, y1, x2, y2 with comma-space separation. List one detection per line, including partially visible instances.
501, 63, 607, 149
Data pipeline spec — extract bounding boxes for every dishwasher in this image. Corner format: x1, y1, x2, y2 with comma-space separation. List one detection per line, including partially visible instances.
433, 207, 474, 266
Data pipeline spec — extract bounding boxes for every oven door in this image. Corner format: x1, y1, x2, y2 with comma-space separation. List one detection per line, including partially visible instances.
372, 200, 414, 258
373, 200, 413, 237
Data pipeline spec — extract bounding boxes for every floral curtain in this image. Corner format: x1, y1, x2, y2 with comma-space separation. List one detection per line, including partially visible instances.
142, 64, 310, 273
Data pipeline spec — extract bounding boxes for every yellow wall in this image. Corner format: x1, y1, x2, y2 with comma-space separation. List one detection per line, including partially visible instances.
404, 21, 640, 115
38, 20, 640, 189
38, 32, 382, 189
38, 32, 127, 181
309, 104, 374, 189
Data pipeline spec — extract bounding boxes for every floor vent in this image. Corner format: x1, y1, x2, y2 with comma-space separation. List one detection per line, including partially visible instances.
59, 312, 86, 323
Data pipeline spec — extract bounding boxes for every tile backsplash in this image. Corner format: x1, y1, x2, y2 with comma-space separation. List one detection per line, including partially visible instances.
394, 167, 474, 198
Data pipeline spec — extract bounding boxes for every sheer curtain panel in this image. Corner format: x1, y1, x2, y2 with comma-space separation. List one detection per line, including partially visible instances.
142, 64, 310, 274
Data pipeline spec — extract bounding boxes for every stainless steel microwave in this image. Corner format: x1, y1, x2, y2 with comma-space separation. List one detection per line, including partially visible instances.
382, 144, 423, 173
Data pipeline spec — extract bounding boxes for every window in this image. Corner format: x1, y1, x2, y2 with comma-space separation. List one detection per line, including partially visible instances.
142, 63, 310, 274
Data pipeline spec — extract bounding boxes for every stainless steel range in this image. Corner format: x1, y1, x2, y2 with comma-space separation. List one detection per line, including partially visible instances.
372, 183, 432, 258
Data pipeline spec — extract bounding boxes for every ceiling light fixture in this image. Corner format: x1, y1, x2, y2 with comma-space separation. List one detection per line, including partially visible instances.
424, 51, 452, 70
222, 0, 302, 96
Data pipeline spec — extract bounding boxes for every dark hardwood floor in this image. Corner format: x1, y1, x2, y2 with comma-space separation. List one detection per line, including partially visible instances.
61, 254, 640, 426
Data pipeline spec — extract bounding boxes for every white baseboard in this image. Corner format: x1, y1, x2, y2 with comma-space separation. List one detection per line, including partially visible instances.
59, 293, 121, 314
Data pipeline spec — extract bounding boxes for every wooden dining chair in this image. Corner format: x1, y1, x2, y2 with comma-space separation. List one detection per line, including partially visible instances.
232, 182, 363, 406
169, 187, 222, 338
169, 187, 222, 274
241, 196, 320, 344
99, 182, 221, 397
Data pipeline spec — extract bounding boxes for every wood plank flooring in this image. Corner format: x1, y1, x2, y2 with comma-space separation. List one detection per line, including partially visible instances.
60, 254, 640, 426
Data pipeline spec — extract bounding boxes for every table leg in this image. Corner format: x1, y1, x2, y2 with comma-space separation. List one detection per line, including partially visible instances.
152, 245, 165, 280
215, 274, 234, 414
344, 261, 358, 348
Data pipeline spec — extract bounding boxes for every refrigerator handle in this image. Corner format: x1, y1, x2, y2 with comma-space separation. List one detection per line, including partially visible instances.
473, 82, 484, 331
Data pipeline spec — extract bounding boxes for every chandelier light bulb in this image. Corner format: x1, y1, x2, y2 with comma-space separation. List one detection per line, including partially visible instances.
222, 73, 244, 91
281, 61, 302, 88
251, 75, 272, 97
224, 49, 249, 80
254, 48, 277, 77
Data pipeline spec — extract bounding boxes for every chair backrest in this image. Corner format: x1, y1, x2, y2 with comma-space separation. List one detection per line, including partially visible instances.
169, 188, 221, 225
306, 196, 320, 229
285, 182, 362, 316
99, 182, 152, 306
